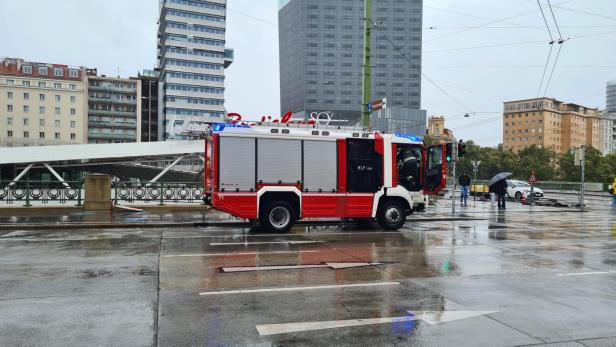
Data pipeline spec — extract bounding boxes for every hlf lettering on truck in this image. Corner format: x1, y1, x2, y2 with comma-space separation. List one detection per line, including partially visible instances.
203, 123, 448, 232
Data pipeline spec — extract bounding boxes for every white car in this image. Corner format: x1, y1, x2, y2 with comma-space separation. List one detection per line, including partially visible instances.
506, 180, 544, 200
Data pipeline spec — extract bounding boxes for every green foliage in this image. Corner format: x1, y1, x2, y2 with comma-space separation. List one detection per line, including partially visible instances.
454, 143, 616, 184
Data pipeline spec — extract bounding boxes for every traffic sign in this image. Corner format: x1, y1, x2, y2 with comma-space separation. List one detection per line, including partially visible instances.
528, 171, 538, 184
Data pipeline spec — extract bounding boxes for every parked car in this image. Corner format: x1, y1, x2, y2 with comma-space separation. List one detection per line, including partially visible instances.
506, 180, 544, 200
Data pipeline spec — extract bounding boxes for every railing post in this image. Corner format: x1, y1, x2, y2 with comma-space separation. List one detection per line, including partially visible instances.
159, 181, 164, 206
114, 181, 118, 205
24, 178, 32, 207
76, 179, 83, 207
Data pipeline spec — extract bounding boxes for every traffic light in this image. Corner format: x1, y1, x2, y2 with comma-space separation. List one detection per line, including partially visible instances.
445, 143, 453, 162
458, 140, 466, 158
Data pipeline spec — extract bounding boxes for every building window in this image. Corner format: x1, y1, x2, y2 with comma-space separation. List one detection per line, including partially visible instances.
23, 118, 29, 125
39, 132, 45, 139
55, 120, 60, 128
38, 67, 48, 75
55, 132, 60, 140
69, 84, 76, 90
7, 130, 12, 138
23, 92, 29, 100
70, 108, 76, 115
39, 107, 45, 114
55, 107, 61, 115
70, 121, 76, 128
7, 91, 12, 99
38, 82, 46, 88
7, 117, 13, 125
22, 65, 32, 74
70, 133, 76, 140
69, 69, 79, 78
7, 105, 13, 112
23, 81, 30, 87
54, 83, 62, 89
55, 95, 61, 102
54, 68, 64, 77
23, 106, 29, 113
23, 131, 29, 138
39, 119, 45, 126
39, 94, 45, 101
70, 96, 76, 103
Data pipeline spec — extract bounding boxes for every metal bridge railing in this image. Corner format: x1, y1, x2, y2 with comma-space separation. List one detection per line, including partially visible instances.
0, 180, 205, 207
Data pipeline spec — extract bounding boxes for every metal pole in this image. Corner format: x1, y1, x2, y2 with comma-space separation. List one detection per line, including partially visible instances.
580, 158, 585, 212
361, 0, 372, 128
451, 141, 457, 216
24, 178, 31, 207
473, 169, 477, 207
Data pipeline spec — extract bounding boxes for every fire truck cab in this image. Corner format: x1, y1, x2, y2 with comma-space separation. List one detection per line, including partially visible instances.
204, 123, 447, 232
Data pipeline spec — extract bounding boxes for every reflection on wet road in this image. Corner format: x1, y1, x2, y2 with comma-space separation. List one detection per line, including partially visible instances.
1, 200, 616, 346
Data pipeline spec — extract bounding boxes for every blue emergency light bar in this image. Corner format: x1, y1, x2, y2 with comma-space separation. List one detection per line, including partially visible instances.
394, 133, 423, 142
212, 123, 252, 132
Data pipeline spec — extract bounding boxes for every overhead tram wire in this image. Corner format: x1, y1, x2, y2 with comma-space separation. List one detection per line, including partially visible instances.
372, 23, 473, 114
543, 0, 568, 97
536, 0, 555, 99
424, 0, 572, 43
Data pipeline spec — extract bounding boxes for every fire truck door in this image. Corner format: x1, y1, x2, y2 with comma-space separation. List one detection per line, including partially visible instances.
424, 144, 446, 195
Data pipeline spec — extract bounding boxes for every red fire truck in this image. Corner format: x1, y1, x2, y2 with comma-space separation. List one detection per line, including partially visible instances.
204, 123, 447, 232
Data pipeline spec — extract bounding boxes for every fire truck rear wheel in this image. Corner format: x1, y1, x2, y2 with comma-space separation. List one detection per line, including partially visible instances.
260, 201, 295, 233
377, 200, 406, 230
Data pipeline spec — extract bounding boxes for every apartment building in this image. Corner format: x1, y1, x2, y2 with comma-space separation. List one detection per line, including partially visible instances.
503, 97, 601, 153
0, 57, 88, 147
426, 115, 454, 144
86, 71, 141, 144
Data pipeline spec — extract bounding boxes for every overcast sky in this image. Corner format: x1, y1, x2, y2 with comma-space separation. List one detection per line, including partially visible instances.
1, 0, 615, 146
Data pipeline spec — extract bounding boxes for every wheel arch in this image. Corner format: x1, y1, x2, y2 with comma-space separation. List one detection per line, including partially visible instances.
257, 188, 301, 219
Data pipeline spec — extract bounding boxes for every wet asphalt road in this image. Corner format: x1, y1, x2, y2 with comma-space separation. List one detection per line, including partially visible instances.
1, 200, 616, 347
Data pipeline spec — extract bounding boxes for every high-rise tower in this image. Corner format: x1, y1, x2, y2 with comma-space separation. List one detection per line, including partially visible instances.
158, 0, 233, 140
278, 0, 424, 134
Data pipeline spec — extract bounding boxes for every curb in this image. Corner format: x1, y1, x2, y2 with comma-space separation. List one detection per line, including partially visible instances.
0, 216, 486, 231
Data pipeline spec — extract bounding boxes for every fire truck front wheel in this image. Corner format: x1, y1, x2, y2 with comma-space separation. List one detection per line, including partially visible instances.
260, 201, 295, 233
377, 200, 407, 230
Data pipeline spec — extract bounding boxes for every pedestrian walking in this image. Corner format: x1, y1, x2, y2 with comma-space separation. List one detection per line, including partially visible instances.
610, 177, 616, 208
495, 179, 508, 210
489, 183, 496, 207
459, 172, 471, 206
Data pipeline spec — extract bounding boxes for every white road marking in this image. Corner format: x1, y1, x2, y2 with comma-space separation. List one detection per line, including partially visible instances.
163, 250, 319, 258
556, 271, 613, 276
255, 310, 497, 336
198, 281, 399, 296
410, 310, 499, 325
210, 240, 325, 246
221, 262, 383, 273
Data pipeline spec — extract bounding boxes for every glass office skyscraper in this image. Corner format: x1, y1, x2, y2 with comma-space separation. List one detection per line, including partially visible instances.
158, 0, 233, 140
279, 0, 424, 133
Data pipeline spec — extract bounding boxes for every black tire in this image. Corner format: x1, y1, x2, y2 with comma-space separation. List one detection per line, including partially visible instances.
377, 200, 407, 230
259, 201, 295, 233
515, 192, 522, 201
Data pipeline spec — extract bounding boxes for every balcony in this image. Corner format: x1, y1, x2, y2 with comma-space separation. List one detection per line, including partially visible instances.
88, 132, 137, 141
89, 97, 137, 105
89, 84, 137, 94
224, 48, 234, 68
88, 121, 137, 129
88, 109, 136, 117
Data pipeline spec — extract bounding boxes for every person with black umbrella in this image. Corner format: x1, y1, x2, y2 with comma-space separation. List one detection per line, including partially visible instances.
489, 172, 512, 210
